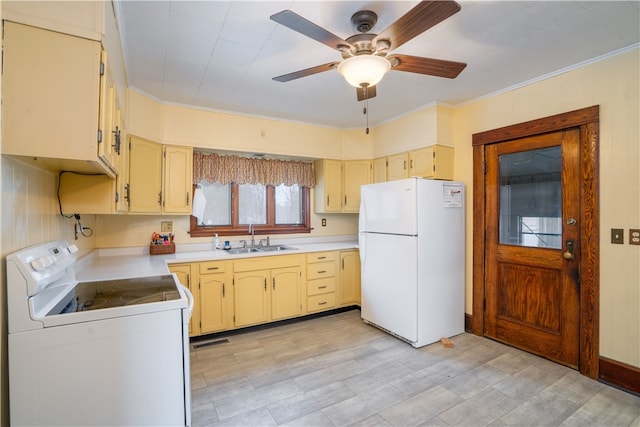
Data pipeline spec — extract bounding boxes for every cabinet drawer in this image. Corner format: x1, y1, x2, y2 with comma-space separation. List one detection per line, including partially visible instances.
306, 261, 336, 280
306, 251, 336, 263
307, 278, 336, 296
307, 293, 336, 312
234, 254, 300, 272
199, 261, 225, 274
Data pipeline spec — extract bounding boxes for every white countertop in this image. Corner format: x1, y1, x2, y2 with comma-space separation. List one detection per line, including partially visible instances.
76, 237, 358, 282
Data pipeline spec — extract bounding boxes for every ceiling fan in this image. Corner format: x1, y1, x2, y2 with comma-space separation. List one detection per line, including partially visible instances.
270, 0, 467, 101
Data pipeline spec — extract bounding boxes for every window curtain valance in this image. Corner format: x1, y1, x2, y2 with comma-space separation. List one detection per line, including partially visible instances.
193, 152, 315, 188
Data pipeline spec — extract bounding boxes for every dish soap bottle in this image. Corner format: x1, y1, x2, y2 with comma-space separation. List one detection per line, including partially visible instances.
214, 234, 220, 250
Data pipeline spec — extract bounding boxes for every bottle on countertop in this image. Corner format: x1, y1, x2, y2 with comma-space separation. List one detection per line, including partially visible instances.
214, 234, 220, 250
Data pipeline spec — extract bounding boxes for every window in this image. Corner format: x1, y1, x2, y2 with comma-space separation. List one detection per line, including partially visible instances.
190, 181, 310, 237
190, 151, 314, 237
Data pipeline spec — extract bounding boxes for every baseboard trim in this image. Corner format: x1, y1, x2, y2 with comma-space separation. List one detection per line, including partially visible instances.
599, 356, 640, 395
465, 313, 473, 333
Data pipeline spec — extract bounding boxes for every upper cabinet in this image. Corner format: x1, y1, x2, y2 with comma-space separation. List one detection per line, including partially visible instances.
314, 159, 371, 213
129, 137, 193, 215
382, 145, 454, 182
59, 136, 192, 215
1, 21, 117, 177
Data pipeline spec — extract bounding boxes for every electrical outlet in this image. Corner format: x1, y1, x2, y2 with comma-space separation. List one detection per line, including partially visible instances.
321, 218, 327, 227
611, 228, 624, 244
161, 221, 173, 232
630, 229, 640, 246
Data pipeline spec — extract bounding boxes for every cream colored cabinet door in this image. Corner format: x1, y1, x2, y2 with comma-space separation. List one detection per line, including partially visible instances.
386, 153, 409, 181
114, 106, 129, 213
409, 146, 454, 179
339, 250, 361, 305
373, 157, 387, 183
168, 264, 198, 336
314, 159, 343, 213
271, 267, 302, 321
200, 273, 228, 333
97, 52, 117, 174
234, 270, 270, 327
129, 136, 163, 213
163, 145, 193, 214
2, 22, 114, 176
343, 160, 371, 212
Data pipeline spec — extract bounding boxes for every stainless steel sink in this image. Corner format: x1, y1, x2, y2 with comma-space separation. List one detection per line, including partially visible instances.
257, 245, 296, 252
225, 247, 261, 255
225, 245, 296, 255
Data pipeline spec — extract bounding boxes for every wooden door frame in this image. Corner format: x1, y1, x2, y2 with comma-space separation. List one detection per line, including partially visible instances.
471, 105, 600, 379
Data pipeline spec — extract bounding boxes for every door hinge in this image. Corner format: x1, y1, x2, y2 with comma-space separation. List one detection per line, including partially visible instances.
100, 61, 105, 76
97, 129, 102, 143
115, 191, 119, 203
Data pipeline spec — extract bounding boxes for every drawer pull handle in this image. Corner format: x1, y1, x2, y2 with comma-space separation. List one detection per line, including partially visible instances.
318, 270, 326, 274
207, 267, 219, 271
318, 256, 327, 260
318, 285, 327, 289
319, 301, 327, 305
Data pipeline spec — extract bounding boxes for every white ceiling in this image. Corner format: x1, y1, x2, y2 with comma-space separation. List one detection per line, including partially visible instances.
115, 1, 640, 129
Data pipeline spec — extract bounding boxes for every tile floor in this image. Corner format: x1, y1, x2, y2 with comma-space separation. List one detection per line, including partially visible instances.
190, 309, 640, 426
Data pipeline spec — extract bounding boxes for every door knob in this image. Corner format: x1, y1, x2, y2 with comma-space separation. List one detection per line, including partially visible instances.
563, 239, 575, 260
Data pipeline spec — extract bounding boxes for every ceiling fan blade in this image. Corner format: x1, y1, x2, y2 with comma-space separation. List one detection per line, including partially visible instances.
271, 10, 353, 52
374, 0, 461, 51
388, 54, 466, 79
356, 85, 377, 101
273, 62, 340, 82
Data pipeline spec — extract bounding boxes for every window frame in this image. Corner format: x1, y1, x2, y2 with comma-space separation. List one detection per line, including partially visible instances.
189, 183, 311, 237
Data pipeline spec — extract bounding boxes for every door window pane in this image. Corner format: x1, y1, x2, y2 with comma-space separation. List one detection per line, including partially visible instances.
196, 181, 231, 226
239, 183, 266, 225
275, 184, 302, 224
499, 146, 562, 248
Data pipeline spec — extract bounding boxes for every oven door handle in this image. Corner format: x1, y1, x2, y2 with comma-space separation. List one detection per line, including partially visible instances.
180, 284, 194, 318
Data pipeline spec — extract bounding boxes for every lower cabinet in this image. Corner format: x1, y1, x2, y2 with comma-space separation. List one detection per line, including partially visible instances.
339, 250, 361, 306
199, 261, 232, 334
233, 269, 270, 327
233, 255, 303, 328
169, 249, 359, 337
306, 251, 338, 313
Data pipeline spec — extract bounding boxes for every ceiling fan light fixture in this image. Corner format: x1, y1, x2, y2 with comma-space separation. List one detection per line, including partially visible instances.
338, 55, 391, 88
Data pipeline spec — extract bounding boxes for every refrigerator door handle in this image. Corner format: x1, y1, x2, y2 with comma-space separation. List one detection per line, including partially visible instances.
359, 233, 366, 266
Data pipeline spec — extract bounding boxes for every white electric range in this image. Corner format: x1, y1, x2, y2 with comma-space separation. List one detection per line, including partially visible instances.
6, 240, 193, 426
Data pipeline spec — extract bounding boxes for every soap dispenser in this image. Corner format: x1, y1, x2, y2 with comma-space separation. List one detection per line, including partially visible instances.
214, 234, 220, 250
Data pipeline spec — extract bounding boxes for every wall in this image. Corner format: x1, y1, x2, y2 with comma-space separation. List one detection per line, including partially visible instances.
451, 48, 640, 367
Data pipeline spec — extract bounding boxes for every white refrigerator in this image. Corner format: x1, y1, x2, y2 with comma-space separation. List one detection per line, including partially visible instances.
359, 178, 465, 348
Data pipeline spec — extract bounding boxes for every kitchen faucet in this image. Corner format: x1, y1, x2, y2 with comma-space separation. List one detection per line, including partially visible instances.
249, 223, 255, 248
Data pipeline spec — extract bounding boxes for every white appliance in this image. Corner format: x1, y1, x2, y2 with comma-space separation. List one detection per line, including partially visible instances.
6, 241, 193, 426
359, 178, 465, 348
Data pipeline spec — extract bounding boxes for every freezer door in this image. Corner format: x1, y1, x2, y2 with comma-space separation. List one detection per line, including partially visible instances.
360, 232, 418, 343
359, 179, 417, 235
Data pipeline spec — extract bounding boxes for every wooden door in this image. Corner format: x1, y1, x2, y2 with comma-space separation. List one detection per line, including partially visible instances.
484, 129, 581, 368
